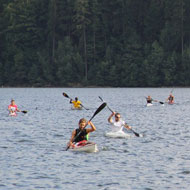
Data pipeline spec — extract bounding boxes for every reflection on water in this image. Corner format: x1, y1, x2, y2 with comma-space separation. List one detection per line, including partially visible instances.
0, 88, 190, 190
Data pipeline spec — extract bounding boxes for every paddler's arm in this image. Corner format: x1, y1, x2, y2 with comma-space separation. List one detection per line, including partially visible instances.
70, 99, 73, 104
108, 112, 115, 123
86, 121, 96, 133
8, 106, 12, 113
17, 108, 21, 112
124, 123, 132, 130
68, 129, 76, 147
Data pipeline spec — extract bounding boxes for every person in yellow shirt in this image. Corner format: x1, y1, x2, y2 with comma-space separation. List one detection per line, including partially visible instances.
70, 97, 82, 109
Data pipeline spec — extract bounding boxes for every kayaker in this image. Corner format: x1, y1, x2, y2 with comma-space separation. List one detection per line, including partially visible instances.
108, 112, 132, 133
8, 99, 21, 115
68, 118, 96, 148
146, 95, 154, 104
166, 93, 174, 104
70, 97, 82, 109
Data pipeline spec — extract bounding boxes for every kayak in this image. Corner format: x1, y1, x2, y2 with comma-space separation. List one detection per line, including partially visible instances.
9, 112, 17, 117
71, 106, 82, 110
70, 141, 98, 153
146, 103, 153, 107
105, 131, 131, 138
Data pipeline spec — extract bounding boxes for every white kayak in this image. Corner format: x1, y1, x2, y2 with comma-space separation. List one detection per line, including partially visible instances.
105, 131, 131, 138
146, 103, 153, 107
9, 112, 17, 116
71, 106, 83, 110
70, 141, 98, 153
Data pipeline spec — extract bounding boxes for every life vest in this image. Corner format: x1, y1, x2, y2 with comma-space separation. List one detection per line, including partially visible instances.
74, 129, 88, 142
168, 96, 174, 101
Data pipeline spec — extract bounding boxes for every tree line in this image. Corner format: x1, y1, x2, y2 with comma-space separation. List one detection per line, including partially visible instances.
0, 0, 190, 87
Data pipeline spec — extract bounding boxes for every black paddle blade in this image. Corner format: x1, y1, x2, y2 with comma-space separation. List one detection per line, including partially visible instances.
159, 101, 164, 104
98, 96, 114, 113
131, 129, 140, 137
65, 145, 70, 151
63, 92, 69, 98
89, 102, 107, 121
22, 110, 27, 114
98, 96, 104, 102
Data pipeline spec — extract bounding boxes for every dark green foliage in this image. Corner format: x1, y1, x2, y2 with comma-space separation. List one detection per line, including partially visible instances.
0, 0, 190, 87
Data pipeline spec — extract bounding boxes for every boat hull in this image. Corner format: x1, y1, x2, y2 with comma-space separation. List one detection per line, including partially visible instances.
71, 106, 82, 110
105, 131, 131, 138
70, 142, 98, 153
9, 112, 17, 116
146, 103, 153, 107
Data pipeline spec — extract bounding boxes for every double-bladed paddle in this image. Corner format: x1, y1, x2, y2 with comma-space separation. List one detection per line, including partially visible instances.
99, 96, 141, 137
62, 92, 89, 110
66, 102, 107, 151
154, 99, 164, 104
144, 96, 164, 105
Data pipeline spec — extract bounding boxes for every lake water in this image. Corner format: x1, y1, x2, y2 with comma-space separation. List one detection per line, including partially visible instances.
0, 88, 190, 190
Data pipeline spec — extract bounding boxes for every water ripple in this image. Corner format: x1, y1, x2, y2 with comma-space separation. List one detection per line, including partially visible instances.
0, 88, 190, 190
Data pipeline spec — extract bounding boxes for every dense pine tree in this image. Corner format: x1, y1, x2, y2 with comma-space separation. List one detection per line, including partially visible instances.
0, 0, 190, 87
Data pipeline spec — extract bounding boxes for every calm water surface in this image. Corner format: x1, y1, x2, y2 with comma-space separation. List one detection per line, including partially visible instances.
0, 88, 190, 190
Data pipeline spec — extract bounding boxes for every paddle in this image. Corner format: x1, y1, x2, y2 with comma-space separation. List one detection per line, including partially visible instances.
99, 96, 141, 137
80, 104, 89, 110
21, 110, 27, 114
156, 100, 164, 104
66, 102, 107, 151
144, 96, 164, 105
62, 92, 89, 110
170, 88, 174, 94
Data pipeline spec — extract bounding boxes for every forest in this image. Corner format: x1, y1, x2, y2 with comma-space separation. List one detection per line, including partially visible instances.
0, 0, 190, 87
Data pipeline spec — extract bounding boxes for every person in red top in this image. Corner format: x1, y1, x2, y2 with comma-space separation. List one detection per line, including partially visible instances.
8, 99, 21, 115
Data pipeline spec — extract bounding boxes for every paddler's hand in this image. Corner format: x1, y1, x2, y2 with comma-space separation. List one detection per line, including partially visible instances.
87, 121, 92, 125
68, 141, 73, 148
111, 112, 116, 116
125, 124, 132, 130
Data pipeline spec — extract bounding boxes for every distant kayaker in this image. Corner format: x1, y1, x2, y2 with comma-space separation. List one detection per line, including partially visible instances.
108, 112, 131, 133
68, 118, 96, 148
8, 99, 21, 115
166, 93, 174, 104
146, 95, 154, 104
70, 97, 82, 109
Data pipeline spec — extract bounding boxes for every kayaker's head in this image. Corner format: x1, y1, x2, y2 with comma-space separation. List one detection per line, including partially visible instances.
11, 99, 15, 105
78, 118, 87, 130
115, 113, 121, 121
75, 97, 78, 101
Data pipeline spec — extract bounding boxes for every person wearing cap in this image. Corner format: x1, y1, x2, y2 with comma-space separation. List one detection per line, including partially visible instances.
8, 100, 21, 115
108, 112, 131, 133
68, 118, 96, 148
70, 97, 82, 109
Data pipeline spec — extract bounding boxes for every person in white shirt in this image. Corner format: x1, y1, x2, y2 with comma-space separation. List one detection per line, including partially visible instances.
108, 112, 131, 132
